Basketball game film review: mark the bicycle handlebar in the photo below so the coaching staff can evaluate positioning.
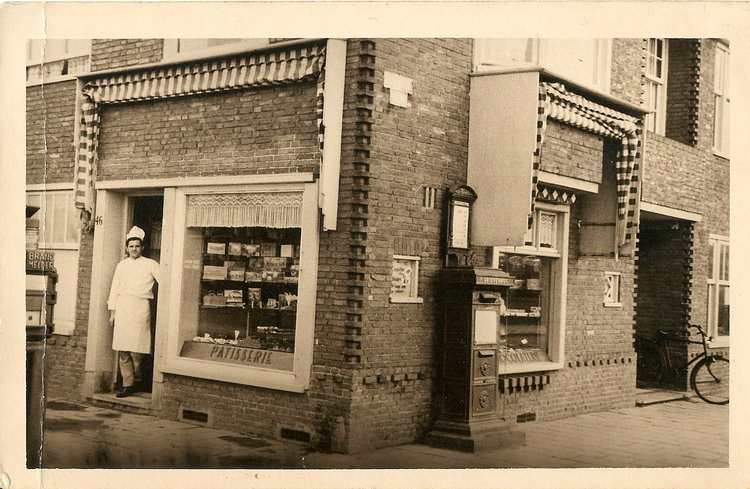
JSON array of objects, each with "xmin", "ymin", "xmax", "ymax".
[{"xmin": 688, "ymin": 324, "xmax": 712, "ymax": 342}]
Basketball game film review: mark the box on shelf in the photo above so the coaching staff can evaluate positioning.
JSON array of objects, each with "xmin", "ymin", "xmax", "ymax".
[
  {"xmin": 228, "ymin": 242, "xmax": 243, "ymax": 256},
  {"xmin": 207, "ymin": 242, "xmax": 226, "ymax": 255},
  {"xmin": 242, "ymin": 244, "xmax": 261, "ymax": 257},
  {"xmin": 203, "ymin": 265, "xmax": 228, "ymax": 280},
  {"xmin": 203, "ymin": 293, "xmax": 227, "ymax": 307},
  {"xmin": 261, "ymin": 243, "xmax": 277, "ymax": 257}
]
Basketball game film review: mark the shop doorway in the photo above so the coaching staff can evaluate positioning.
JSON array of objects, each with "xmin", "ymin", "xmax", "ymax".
[{"xmin": 112, "ymin": 195, "xmax": 164, "ymax": 396}]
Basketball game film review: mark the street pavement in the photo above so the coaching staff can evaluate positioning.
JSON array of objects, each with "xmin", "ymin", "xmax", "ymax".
[{"xmin": 39, "ymin": 389, "xmax": 728, "ymax": 470}]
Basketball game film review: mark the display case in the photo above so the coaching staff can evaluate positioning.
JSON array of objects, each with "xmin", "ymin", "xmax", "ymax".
[{"xmin": 179, "ymin": 227, "xmax": 300, "ymax": 368}]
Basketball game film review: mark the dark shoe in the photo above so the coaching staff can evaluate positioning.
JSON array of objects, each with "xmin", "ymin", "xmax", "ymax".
[{"xmin": 116, "ymin": 386, "xmax": 136, "ymax": 398}]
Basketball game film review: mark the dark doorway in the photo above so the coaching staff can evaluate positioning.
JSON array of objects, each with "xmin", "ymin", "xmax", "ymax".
[{"xmin": 114, "ymin": 195, "xmax": 164, "ymax": 395}]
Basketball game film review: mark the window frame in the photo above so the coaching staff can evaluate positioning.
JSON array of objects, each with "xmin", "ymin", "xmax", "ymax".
[
  {"xmin": 162, "ymin": 39, "xmax": 277, "ymax": 62},
  {"xmin": 390, "ymin": 255, "xmax": 424, "ymax": 304},
  {"xmin": 474, "ymin": 38, "xmax": 612, "ymax": 93},
  {"xmin": 25, "ymin": 188, "xmax": 81, "ymax": 250},
  {"xmin": 713, "ymin": 41, "xmax": 730, "ymax": 158},
  {"xmin": 490, "ymin": 202, "xmax": 570, "ymax": 374},
  {"xmin": 162, "ymin": 181, "xmax": 319, "ymax": 393},
  {"xmin": 707, "ymin": 234, "xmax": 729, "ymax": 348},
  {"xmin": 645, "ymin": 38, "xmax": 668, "ymax": 135},
  {"xmin": 603, "ymin": 271, "xmax": 622, "ymax": 307}
]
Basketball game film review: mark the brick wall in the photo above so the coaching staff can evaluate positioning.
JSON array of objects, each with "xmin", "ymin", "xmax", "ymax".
[
  {"xmin": 540, "ymin": 121, "xmax": 604, "ymax": 184},
  {"xmin": 642, "ymin": 134, "xmax": 705, "ymax": 212},
  {"xmin": 37, "ymin": 78, "xmax": 91, "ymax": 395},
  {"xmin": 97, "ymin": 83, "xmax": 320, "ymax": 180},
  {"xmin": 90, "ymin": 39, "xmax": 163, "ymax": 72},
  {"xmin": 610, "ymin": 39, "xmax": 645, "ymax": 106},
  {"xmin": 343, "ymin": 38, "xmax": 473, "ymax": 453},
  {"xmin": 636, "ymin": 225, "xmax": 687, "ymax": 337},
  {"xmin": 665, "ymin": 39, "xmax": 701, "ymax": 146},
  {"xmin": 26, "ymin": 81, "xmax": 77, "ymax": 185},
  {"xmin": 634, "ymin": 38, "xmax": 730, "ymax": 383},
  {"xmin": 697, "ymin": 39, "xmax": 717, "ymax": 153},
  {"xmin": 45, "ymin": 230, "xmax": 92, "ymax": 400},
  {"xmin": 499, "ymin": 203, "xmax": 637, "ymax": 422}
]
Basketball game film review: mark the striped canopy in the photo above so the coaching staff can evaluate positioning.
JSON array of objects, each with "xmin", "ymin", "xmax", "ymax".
[
  {"xmin": 75, "ymin": 43, "xmax": 326, "ymax": 230},
  {"xmin": 532, "ymin": 82, "xmax": 643, "ymax": 248}
]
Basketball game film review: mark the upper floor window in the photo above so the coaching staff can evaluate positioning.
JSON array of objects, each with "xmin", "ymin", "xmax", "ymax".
[
  {"xmin": 645, "ymin": 38, "xmax": 668, "ymax": 135},
  {"xmin": 474, "ymin": 38, "xmax": 612, "ymax": 93},
  {"xmin": 163, "ymin": 38, "xmax": 291, "ymax": 61},
  {"xmin": 26, "ymin": 190, "xmax": 80, "ymax": 249},
  {"xmin": 713, "ymin": 42, "xmax": 730, "ymax": 157},
  {"xmin": 707, "ymin": 235, "xmax": 729, "ymax": 348},
  {"xmin": 26, "ymin": 39, "xmax": 91, "ymax": 84}
]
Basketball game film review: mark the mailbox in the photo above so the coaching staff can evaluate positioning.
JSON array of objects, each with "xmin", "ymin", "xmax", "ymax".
[{"xmin": 425, "ymin": 267, "xmax": 525, "ymax": 452}]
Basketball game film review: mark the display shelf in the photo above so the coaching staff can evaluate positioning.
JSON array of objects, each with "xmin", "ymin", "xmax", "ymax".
[
  {"xmin": 195, "ymin": 227, "xmax": 301, "ymax": 355},
  {"xmin": 501, "ymin": 311, "xmax": 542, "ymax": 318},
  {"xmin": 200, "ymin": 304, "xmax": 246, "ymax": 309}
]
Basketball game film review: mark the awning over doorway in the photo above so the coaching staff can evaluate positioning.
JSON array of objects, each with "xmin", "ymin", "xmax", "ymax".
[
  {"xmin": 74, "ymin": 43, "xmax": 326, "ymax": 230},
  {"xmin": 532, "ymin": 82, "xmax": 643, "ymax": 248}
]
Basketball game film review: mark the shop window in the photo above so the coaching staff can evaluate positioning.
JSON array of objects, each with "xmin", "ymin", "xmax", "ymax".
[
  {"xmin": 645, "ymin": 38, "xmax": 668, "ymax": 135},
  {"xmin": 707, "ymin": 235, "xmax": 729, "ymax": 347},
  {"xmin": 713, "ymin": 42, "xmax": 730, "ymax": 157},
  {"xmin": 25, "ymin": 190, "xmax": 80, "ymax": 249},
  {"xmin": 491, "ymin": 202, "xmax": 569, "ymax": 374},
  {"xmin": 26, "ymin": 39, "xmax": 90, "ymax": 84},
  {"xmin": 166, "ymin": 186, "xmax": 318, "ymax": 392},
  {"xmin": 179, "ymin": 226, "xmax": 301, "ymax": 369},
  {"xmin": 603, "ymin": 272, "xmax": 622, "ymax": 307},
  {"xmin": 474, "ymin": 38, "xmax": 612, "ymax": 93},
  {"xmin": 390, "ymin": 255, "xmax": 423, "ymax": 304}
]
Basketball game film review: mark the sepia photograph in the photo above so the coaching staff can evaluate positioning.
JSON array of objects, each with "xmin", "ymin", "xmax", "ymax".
[{"xmin": 2, "ymin": 2, "xmax": 749, "ymax": 489}]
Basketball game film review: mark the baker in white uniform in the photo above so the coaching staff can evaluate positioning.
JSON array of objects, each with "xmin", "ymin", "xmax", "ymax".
[{"xmin": 108, "ymin": 226, "xmax": 161, "ymax": 398}]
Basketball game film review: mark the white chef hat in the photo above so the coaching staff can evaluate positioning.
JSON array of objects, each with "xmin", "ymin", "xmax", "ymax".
[{"xmin": 126, "ymin": 226, "xmax": 146, "ymax": 244}]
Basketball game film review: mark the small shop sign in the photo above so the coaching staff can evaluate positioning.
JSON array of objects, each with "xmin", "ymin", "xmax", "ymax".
[
  {"xmin": 498, "ymin": 349, "xmax": 549, "ymax": 364},
  {"xmin": 26, "ymin": 250, "xmax": 55, "ymax": 272},
  {"xmin": 180, "ymin": 341, "xmax": 294, "ymax": 371}
]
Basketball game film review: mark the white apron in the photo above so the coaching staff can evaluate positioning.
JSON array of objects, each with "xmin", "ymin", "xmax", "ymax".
[{"xmin": 113, "ymin": 295, "xmax": 152, "ymax": 354}]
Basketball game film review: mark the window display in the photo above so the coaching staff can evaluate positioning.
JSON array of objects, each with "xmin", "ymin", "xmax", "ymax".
[
  {"xmin": 178, "ymin": 226, "xmax": 301, "ymax": 371},
  {"xmin": 496, "ymin": 253, "xmax": 552, "ymax": 366}
]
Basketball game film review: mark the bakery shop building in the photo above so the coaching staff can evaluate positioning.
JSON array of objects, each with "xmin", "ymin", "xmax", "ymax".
[{"xmin": 27, "ymin": 38, "xmax": 729, "ymax": 453}]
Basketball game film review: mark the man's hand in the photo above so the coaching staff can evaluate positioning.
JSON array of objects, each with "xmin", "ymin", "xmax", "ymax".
[{"xmin": 109, "ymin": 311, "xmax": 115, "ymax": 326}]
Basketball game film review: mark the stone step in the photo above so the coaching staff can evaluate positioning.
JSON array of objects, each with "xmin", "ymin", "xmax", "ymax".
[
  {"xmin": 635, "ymin": 388, "xmax": 690, "ymax": 407},
  {"xmin": 90, "ymin": 392, "xmax": 154, "ymax": 415}
]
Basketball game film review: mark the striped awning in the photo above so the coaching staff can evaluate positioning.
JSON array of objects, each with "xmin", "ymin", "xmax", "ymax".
[
  {"xmin": 532, "ymin": 82, "xmax": 643, "ymax": 248},
  {"xmin": 75, "ymin": 43, "xmax": 326, "ymax": 230}
]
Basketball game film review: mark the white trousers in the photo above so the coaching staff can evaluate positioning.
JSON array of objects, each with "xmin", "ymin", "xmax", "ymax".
[{"xmin": 119, "ymin": 351, "xmax": 145, "ymax": 388}]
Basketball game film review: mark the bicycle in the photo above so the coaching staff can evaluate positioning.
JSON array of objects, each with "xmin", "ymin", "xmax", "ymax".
[{"xmin": 635, "ymin": 324, "xmax": 729, "ymax": 405}]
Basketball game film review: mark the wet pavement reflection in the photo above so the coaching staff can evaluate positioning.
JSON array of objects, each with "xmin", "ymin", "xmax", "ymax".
[{"xmin": 41, "ymin": 395, "xmax": 729, "ymax": 469}]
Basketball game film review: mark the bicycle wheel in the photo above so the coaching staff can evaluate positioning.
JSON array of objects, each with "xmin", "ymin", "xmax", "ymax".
[
  {"xmin": 690, "ymin": 356, "xmax": 729, "ymax": 405},
  {"xmin": 636, "ymin": 340, "xmax": 666, "ymax": 386}
]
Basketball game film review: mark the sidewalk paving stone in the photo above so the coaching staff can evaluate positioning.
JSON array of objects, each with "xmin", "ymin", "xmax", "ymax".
[{"xmin": 40, "ymin": 393, "xmax": 729, "ymax": 470}]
